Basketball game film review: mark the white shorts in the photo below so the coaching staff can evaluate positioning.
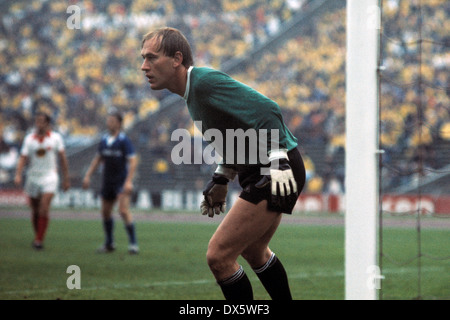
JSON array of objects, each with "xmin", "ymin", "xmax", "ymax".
[{"xmin": 25, "ymin": 172, "xmax": 59, "ymax": 198}]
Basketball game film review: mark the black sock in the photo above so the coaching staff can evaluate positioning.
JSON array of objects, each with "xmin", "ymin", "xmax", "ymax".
[
  {"xmin": 124, "ymin": 222, "xmax": 137, "ymax": 245},
  {"xmin": 103, "ymin": 218, "xmax": 114, "ymax": 246},
  {"xmin": 254, "ymin": 253, "xmax": 292, "ymax": 300},
  {"xmin": 218, "ymin": 266, "xmax": 253, "ymax": 300}
]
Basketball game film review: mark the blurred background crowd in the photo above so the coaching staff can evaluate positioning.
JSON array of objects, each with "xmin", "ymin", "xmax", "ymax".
[{"xmin": 0, "ymin": 0, "xmax": 448, "ymax": 194}]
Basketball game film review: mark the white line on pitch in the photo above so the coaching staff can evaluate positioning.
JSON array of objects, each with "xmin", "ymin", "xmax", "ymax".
[{"xmin": 0, "ymin": 266, "xmax": 444, "ymax": 296}]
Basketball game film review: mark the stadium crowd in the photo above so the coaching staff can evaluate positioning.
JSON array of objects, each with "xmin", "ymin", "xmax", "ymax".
[
  {"xmin": 0, "ymin": 0, "xmax": 448, "ymax": 192},
  {"xmin": 0, "ymin": 0, "xmax": 307, "ymax": 143},
  {"xmin": 378, "ymin": 0, "xmax": 449, "ymax": 188}
]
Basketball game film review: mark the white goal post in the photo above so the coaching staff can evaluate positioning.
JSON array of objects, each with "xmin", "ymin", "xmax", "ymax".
[{"xmin": 345, "ymin": 0, "xmax": 381, "ymax": 300}]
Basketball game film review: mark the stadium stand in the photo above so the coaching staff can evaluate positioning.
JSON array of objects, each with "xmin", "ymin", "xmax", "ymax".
[{"xmin": 0, "ymin": 0, "xmax": 448, "ymax": 199}]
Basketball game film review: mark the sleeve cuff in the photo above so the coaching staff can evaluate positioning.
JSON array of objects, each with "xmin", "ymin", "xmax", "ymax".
[
  {"xmin": 215, "ymin": 164, "xmax": 237, "ymax": 181},
  {"xmin": 268, "ymin": 149, "xmax": 289, "ymax": 161}
]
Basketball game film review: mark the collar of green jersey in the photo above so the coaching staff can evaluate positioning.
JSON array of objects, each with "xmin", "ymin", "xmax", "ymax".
[{"xmin": 183, "ymin": 66, "xmax": 194, "ymax": 101}]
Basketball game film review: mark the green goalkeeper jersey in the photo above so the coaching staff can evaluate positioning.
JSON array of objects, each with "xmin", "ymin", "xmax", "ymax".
[{"xmin": 184, "ymin": 66, "xmax": 298, "ymax": 167}]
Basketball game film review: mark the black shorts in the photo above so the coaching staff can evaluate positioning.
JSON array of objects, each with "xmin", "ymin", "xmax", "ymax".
[
  {"xmin": 101, "ymin": 181, "xmax": 124, "ymax": 201},
  {"xmin": 238, "ymin": 148, "xmax": 306, "ymax": 214}
]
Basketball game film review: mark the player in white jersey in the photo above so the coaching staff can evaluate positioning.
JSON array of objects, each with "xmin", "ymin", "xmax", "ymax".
[{"xmin": 14, "ymin": 112, "xmax": 70, "ymax": 250}]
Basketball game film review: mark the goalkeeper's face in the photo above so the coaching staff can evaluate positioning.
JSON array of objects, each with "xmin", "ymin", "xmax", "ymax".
[{"xmin": 141, "ymin": 38, "xmax": 176, "ymax": 91}]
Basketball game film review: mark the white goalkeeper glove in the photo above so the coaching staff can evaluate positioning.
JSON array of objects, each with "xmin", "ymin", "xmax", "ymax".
[{"xmin": 255, "ymin": 149, "xmax": 298, "ymax": 212}]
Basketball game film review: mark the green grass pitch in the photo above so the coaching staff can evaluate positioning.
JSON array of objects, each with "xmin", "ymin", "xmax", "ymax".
[{"xmin": 0, "ymin": 215, "xmax": 448, "ymax": 300}]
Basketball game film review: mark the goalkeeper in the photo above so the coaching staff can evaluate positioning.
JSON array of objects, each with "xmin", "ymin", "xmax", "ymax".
[{"xmin": 141, "ymin": 27, "xmax": 305, "ymax": 300}]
